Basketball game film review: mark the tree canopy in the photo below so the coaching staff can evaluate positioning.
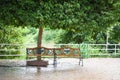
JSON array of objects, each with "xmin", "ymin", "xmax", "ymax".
[
  {"xmin": 0, "ymin": 0, "xmax": 120, "ymax": 44},
  {"xmin": 0, "ymin": 0, "xmax": 120, "ymax": 30}
]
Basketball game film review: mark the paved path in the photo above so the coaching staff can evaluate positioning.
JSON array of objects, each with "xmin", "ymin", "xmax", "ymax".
[{"xmin": 0, "ymin": 58, "xmax": 120, "ymax": 80}]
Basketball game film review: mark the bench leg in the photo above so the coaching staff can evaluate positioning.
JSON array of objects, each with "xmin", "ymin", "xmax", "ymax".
[
  {"xmin": 79, "ymin": 56, "xmax": 83, "ymax": 66},
  {"xmin": 53, "ymin": 49, "xmax": 57, "ymax": 67}
]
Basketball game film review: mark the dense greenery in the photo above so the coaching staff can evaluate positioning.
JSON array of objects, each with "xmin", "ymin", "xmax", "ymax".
[
  {"xmin": 0, "ymin": 27, "xmax": 120, "ymax": 59},
  {"xmin": 0, "ymin": 0, "xmax": 120, "ymax": 59},
  {"xmin": 53, "ymin": 25, "xmax": 120, "ymax": 44},
  {"xmin": 0, "ymin": 0, "xmax": 120, "ymax": 44},
  {"xmin": 109, "ymin": 25, "xmax": 120, "ymax": 43},
  {"xmin": 0, "ymin": 0, "xmax": 120, "ymax": 30},
  {"xmin": 0, "ymin": 26, "xmax": 22, "ymax": 43},
  {"xmin": 0, "ymin": 27, "xmax": 37, "ymax": 59}
]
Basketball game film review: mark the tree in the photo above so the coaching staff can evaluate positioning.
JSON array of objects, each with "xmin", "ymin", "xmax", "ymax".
[
  {"xmin": 0, "ymin": 0, "xmax": 120, "ymax": 60},
  {"xmin": 1, "ymin": 0, "xmax": 120, "ymax": 31},
  {"xmin": 109, "ymin": 25, "xmax": 120, "ymax": 43},
  {"xmin": 0, "ymin": 26, "xmax": 23, "ymax": 43}
]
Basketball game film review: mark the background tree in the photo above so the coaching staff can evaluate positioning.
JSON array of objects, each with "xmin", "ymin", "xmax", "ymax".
[
  {"xmin": 0, "ymin": 26, "xmax": 23, "ymax": 43},
  {"xmin": 109, "ymin": 25, "xmax": 120, "ymax": 44},
  {"xmin": 0, "ymin": 0, "xmax": 120, "ymax": 58}
]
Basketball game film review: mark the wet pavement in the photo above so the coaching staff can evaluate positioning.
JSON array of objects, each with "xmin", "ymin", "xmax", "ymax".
[{"xmin": 0, "ymin": 58, "xmax": 120, "ymax": 80}]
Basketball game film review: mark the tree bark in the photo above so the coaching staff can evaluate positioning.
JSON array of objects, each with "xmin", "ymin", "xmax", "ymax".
[{"xmin": 37, "ymin": 27, "xmax": 43, "ymax": 61}]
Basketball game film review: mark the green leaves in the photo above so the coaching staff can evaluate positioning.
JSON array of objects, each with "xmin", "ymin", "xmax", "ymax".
[
  {"xmin": 0, "ymin": 0, "xmax": 120, "ymax": 42},
  {"xmin": 0, "ymin": 0, "xmax": 120, "ymax": 28},
  {"xmin": 0, "ymin": 0, "xmax": 38, "ymax": 26},
  {"xmin": 0, "ymin": 26, "xmax": 23, "ymax": 43}
]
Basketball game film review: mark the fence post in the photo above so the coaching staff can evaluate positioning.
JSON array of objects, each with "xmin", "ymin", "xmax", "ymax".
[{"xmin": 115, "ymin": 44, "xmax": 117, "ymax": 55}]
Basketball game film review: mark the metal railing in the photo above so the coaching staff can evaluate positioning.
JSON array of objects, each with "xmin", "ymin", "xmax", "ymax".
[
  {"xmin": 0, "ymin": 43, "xmax": 120, "ymax": 59},
  {"xmin": 79, "ymin": 44, "xmax": 120, "ymax": 58},
  {"xmin": 0, "ymin": 43, "xmax": 37, "ymax": 59}
]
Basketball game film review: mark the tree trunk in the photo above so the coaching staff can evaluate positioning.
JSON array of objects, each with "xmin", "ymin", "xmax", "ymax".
[{"xmin": 37, "ymin": 27, "xmax": 43, "ymax": 61}]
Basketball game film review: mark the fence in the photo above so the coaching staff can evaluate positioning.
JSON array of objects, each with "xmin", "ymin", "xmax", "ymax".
[
  {"xmin": 0, "ymin": 43, "xmax": 120, "ymax": 59},
  {"xmin": 0, "ymin": 44, "xmax": 37, "ymax": 59}
]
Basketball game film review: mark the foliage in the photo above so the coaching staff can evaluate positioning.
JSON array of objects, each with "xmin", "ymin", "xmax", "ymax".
[
  {"xmin": 0, "ymin": 0, "xmax": 120, "ymax": 31},
  {"xmin": 0, "ymin": 26, "xmax": 23, "ymax": 43},
  {"xmin": 109, "ymin": 25, "xmax": 120, "ymax": 44},
  {"xmin": 0, "ymin": 0, "xmax": 120, "ymax": 59},
  {"xmin": 1, "ymin": 0, "xmax": 120, "ymax": 44},
  {"xmin": 21, "ymin": 27, "xmax": 37, "ymax": 43},
  {"xmin": 55, "ymin": 30, "xmax": 83, "ymax": 43},
  {"xmin": 33, "ymin": 28, "xmax": 64, "ymax": 44},
  {"xmin": 0, "ymin": 26, "xmax": 37, "ymax": 59},
  {"xmin": 0, "ymin": 0, "xmax": 39, "ymax": 27},
  {"xmin": 0, "ymin": 26, "xmax": 21, "ymax": 59}
]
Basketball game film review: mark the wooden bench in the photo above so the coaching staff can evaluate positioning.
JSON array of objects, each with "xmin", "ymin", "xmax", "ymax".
[{"xmin": 26, "ymin": 47, "xmax": 83, "ymax": 66}]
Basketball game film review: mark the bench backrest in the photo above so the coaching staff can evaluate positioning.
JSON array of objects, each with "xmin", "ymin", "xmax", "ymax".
[{"xmin": 26, "ymin": 47, "xmax": 81, "ymax": 57}]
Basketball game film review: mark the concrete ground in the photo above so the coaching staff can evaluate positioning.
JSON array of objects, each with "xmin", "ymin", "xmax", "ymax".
[{"xmin": 0, "ymin": 58, "xmax": 120, "ymax": 80}]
